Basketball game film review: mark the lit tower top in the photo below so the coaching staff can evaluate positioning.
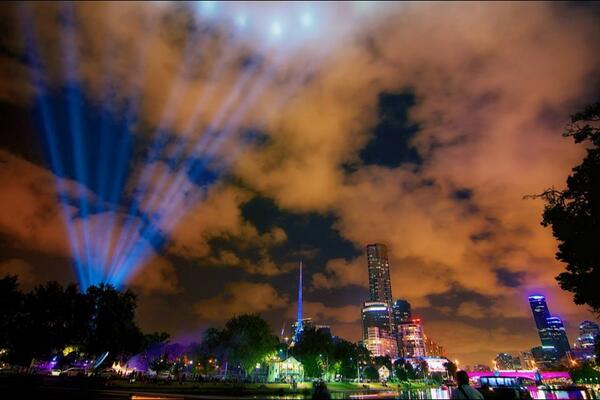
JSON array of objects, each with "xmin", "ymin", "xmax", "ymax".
[
  {"xmin": 366, "ymin": 244, "xmax": 393, "ymax": 305},
  {"xmin": 293, "ymin": 261, "xmax": 303, "ymax": 343}
]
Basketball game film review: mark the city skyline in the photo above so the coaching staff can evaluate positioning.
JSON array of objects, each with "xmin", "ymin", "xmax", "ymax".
[{"xmin": 0, "ymin": 1, "xmax": 599, "ymax": 368}]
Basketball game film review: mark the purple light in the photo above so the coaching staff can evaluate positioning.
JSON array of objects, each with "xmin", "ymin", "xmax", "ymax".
[{"xmin": 468, "ymin": 370, "xmax": 571, "ymax": 380}]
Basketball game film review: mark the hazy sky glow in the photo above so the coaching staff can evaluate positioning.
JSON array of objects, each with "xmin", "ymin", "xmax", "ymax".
[{"xmin": 0, "ymin": 1, "xmax": 599, "ymax": 366}]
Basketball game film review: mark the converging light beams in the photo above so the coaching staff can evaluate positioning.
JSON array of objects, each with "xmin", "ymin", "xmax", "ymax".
[
  {"xmin": 21, "ymin": 2, "xmax": 331, "ymax": 290},
  {"xmin": 19, "ymin": 5, "xmax": 86, "ymax": 286}
]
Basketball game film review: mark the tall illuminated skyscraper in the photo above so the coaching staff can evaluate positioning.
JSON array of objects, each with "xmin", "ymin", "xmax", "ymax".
[
  {"xmin": 528, "ymin": 295, "xmax": 570, "ymax": 360},
  {"xmin": 367, "ymin": 244, "xmax": 393, "ymax": 305}
]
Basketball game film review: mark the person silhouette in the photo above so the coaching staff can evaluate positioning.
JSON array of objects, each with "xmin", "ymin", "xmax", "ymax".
[{"xmin": 450, "ymin": 370, "xmax": 484, "ymax": 399}]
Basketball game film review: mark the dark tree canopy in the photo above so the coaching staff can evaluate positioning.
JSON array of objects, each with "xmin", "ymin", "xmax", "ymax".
[
  {"xmin": 198, "ymin": 314, "xmax": 279, "ymax": 375},
  {"xmin": 84, "ymin": 284, "xmax": 144, "ymax": 357},
  {"xmin": 222, "ymin": 314, "xmax": 279, "ymax": 374},
  {"xmin": 290, "ymin": 327, "xmax": 334, "ymax": 378},
  {"xmin": 538, "ymin": 102, "xmax": 600, "ymax": 314},
  {"xmin": 0, "ymin": 277, "xmax": 150, "ymax": 365}
]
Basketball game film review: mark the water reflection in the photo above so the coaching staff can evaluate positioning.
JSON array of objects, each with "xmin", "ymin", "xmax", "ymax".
[{"xmin": 325, "ymin": 387, "xmax": 595, "ymax": 399}]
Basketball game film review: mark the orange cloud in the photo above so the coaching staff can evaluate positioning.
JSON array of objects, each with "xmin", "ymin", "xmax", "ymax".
[{"xmin": 194, "ymin": 281, "xmax": 289, "ymax": 321}]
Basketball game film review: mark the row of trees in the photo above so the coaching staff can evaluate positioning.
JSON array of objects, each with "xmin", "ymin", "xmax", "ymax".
[
  {"xmin": 195, "ymin": 315, "xmax": 457, "ymax": 382},
  {"xmin": 0, "ymin": 276, "xmax": 167, "ymax": 365}
]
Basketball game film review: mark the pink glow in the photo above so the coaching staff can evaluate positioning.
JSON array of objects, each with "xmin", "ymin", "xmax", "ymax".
[{"xmin": 468, "ymin": 370, "xmax": 570, "ymax": 381}]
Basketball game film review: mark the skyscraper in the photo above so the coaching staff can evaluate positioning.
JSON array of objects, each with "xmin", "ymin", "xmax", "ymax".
[
  {"xmin": 573, "ymin": 320, "xmax": 599, "ymax": 361},
  {"xmin": 366, "ymin": 244, "xmax": 393, "ymax": 305},
  {"xmin": 398, "ymin": 319, "xmax": 426, "ymax": 358},
  {"xmin": 362, "ymin": 301, "xmax": 392, "ymax": 336},
  {"xmin": 545, "ymin": 317, "xmax": 570, "ymax": 357},
  {"xmin": 392, "ymin": 299, "xmax": 412, "ymax": 328},
  {"xmin": 528, "ymin": 295, "xmax": 570, "ymax": 360},
  {"xmin": 494, "ymin": 353, "xmax": 515, "ymax": 370},
  {"xmin": 529, "ymin": 295, "xmax": 551, "ymax": 334}
]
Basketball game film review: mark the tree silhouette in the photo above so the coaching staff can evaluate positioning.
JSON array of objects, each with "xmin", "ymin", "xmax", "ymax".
[
  {"xmin": 290, "ymin": 327, "xmax": 333, "ymax": 378},
  {"xmin": 536, "ymin": 102, "xmax": 600, "ymax": 315},
  {"xmin": 221, "ymin": 314, "xmax": 279, "ymax": 375},
  {"xmin": 84, "ymin": 284, "xmax": 143, "ymax": 359}
]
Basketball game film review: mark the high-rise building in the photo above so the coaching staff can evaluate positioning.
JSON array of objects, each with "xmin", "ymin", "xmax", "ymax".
[
  {"xmin": 528, "ymin": 295, "xmax": 570, "ymax": 360},
  {"xmin": 398, "ymin": 319, "xmax": 426, "ymax": 358},
  {"xmin": 362, "ymin": 302, "xmax": 392, "ymax": 337},
  {"xmin": 366, "ymin": 244, "xmax": 393, "ymax": 305},
  {"xmin": 572, "ymin": 320, "xmax": 600, "ymax": 361},
  {"xmin": 494, "ymin": 353, "xmax": 515, "ymax": 370},
  {"xmin": 392, "ymin": 299, "xmax": 412, "ymax": 328},
  {"xmin": 545, "ymin": 317, "xmax": 571, "ymax": 358},
  {"xmin": 364, "ymin": 327, "xmax": 398, "ymax": 359},
  {"xmin": 531, "ymin": 345, "xmax": 559, "ymax": 371},
  {"xmin": 519, "ymin": 351, "xmax": 536, "ymax": 370},
  {"xmin": 424, "ymin": 335, "xmax": 445, "ymax": 357}
]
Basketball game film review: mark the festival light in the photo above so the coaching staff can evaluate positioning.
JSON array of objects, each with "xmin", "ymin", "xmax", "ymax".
[{"xmin": 20, "ymin": 1, "xmax": 377, "ymax": 290}]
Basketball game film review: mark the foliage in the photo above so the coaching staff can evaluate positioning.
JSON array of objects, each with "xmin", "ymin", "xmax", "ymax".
[
  {"xmin": 415, "ymin": 359, "xmax": 429, "ymax": 379},
  {"xmin": 570, "ymin": 361, "xmax": 600, "ymax": 384},
  {"xmin": 149, "ymin": 353, "xmax": 173, "ymax": 373},
  {"xmin": 84, "ymin": 284, "xmax": 144, "ymax": 358},
  {"xmin": 536, "ymin": 102, "xmax": 600, "ymax": 314},
  {"xmin": 0, "ymin": 276, "xmax": 149, "ymax": 365},
  {"xmin": 394, "ymin": 358, "xmax": 417, "ymax": 381},
  {"xmin": 198, "ymin": 314, "xmax": 279, "ymax": 375},
  {"xmin": 331, "ymin": 339, "xmax": 357, "ymax": 379},
  {"xmin": 143, "ymin": 332, "xmax": 170, "ymax": 349},
  {"xmin": 222, "ymin": 314, "xmax": 279, "ymax": 374},
  {"xmin": 290, "ymin": 327, "xmax": 334, "ymax": 378},
  {"xmin": 362, "ymin": 365, "xmax": 379, "ymax": 381}
]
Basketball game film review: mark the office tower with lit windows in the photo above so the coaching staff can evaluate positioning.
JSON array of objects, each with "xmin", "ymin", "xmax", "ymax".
[
  {"xmin": 424, "ymin": 335, "xmax": 445, "ymax": 357},
  {"xmin": 519, "ymin": 351, "xmax": 536, "ymax": 370},
  {"xmin": 364, "ymin": 327, "xmax": 398, "ymax": 359},
  {"xmin": 367, "ymin": 244, "xmax": 393, "ymax": 305},
  {"xmin": 494, "ymin": 353, "xmax": 515, "ymax": 370},
  {"xmin": 528, "ymin": 295, "xmax": 571, "ymax": 361},
  {"xmin": 362, "ymin": 301, "xmax": 392, "ymax": 336},
  {"xmin": 573, "ymin": 320, "xmax": 600, "ymax": 361},
  {"xmin": 392, "ymin": 299, "xmax": 412, "ymax": 328},
  {"xmin": 545, "ymin": 316, "xmax": 570, "ymax": 357},
  {"xmin": 398, "ymin": 319, "xmax": 426, "ymax": 357}
]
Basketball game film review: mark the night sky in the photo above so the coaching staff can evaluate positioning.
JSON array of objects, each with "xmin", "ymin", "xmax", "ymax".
[{"xmin": 1, "ymin": 2, "xmax": 599, "ymax": 367}]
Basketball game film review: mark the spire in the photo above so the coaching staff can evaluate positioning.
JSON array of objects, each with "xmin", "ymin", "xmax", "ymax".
[{"xmin": 294, "ymin": 261, "xmax": 303, "ymax": 342}]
